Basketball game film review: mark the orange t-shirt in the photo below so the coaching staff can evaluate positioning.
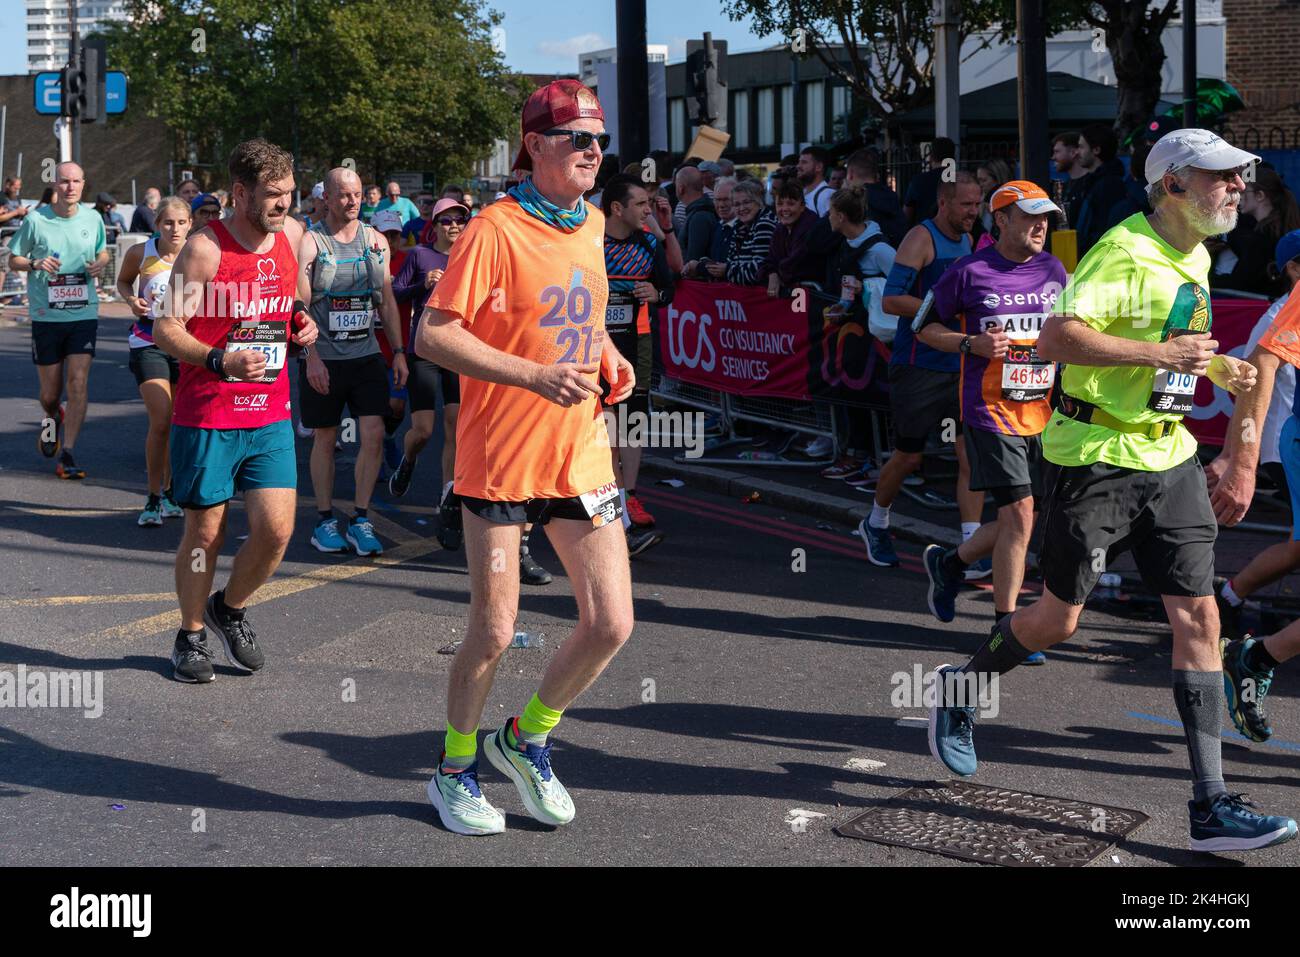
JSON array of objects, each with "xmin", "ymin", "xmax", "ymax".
[{"xmin": 429, "ymin": 196, "xmax": 614, "ymax": 501}]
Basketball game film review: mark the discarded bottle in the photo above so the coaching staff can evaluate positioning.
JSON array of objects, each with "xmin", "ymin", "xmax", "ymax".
[
  {"xmin": 1098, "ymin": 573, "xmax": 1122, "ymax": 588},
  {"xmin": 511, "ymin": 631, "xmax": 543, "ymax": 649}
]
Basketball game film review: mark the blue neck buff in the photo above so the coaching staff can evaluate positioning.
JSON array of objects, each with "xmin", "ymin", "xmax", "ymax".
[{"xmin": 508, "ymin": 176, "xmax": 588, "ymax": 233}]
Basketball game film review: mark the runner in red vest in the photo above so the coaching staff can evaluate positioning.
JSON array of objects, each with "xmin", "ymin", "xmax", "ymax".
[{"xmin": 154, "ymin": 139, "xmax": 317, "ymax": 683}]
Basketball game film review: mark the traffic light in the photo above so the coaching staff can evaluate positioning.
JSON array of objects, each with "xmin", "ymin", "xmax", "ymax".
[
  {"xmin": 60, "ymin": 64, "xmax": 86, "ymax": 119},
  {"xmin": 684, "ymin": 36, "xmax": 727, "ymax": 131},
  {"xmin": 82, "ymin": 37, "xmax": 105, "ymax": 123},
  {"xmin": 58, "ymin": 36, "xmax": 105, "ymax": 122}
]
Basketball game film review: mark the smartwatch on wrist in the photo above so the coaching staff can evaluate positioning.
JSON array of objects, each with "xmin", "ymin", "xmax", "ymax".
[{"xmin": 959, "ymin": 336, "xmax": 972, "ymax": 355}]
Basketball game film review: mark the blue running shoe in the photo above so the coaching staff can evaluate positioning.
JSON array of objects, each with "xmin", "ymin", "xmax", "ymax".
[
  {"xmin": 1189, "ymin": 793, "xmax": 1297, "ymax": 852},
  {"xmin": 1023, "ymin": 651, "xmax": 1047, "ymax": 665},
  {"xmin": 928, "ymin": 664, "xmax": 978, "ymax": 777},
  {"xmin": 346, "ymin": 517, "xmax": 383, "ymax": 556},
  {"xmin": 963, "ymin": 557, "xmax": 993, "ymax": 581},
  {"xmin": 1222, "ymin": 635, "xmax": 1273, "ymax": 742},
  {"xmin": 311, "ymin": 517, "xmax": 347, "ymax": 553},
  {"xmin": 924, "ymin": 544, "xmax": 962, "ymax": 623},
  {"xmin": 857, "ymin": 518, "xmax": 899, "ymax": 567}
]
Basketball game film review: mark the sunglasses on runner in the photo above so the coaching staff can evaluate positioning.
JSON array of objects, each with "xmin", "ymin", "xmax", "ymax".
[
  {"xmin": 1191, "ymin": 166, "xmax": 1248, "ymax": 184},
  {"xmin": 435, "ymin": 215, "xmax": 468, "ymax": 226},
  {"xmin": 540, "ymin": 128, "xmax": 611, "ymax": 152}
]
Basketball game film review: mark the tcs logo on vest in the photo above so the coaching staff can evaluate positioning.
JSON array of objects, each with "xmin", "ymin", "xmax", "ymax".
[{"xmin": 665, "ymin": 303, "xmax": 718, "ymax": 371}]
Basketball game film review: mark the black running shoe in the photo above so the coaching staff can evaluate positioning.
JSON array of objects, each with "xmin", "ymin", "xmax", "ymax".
[
  {"xmin": 171, "ymin": 629, "xmax": 215, "ymax": 683},
  {"xmin": 520, "ymin": 549, "xmax": 552, "ymax": 585},
  {"xmin": 388, "ymin": 454, "xmax": 416, "ymax": 498},
  {"xmin": 37, "ymin": 404, "xmax": 62, "ymax": 458},
  {"xmin": 627, "ymin": 528, "xmax": 663, "ymax": 558},
  {"xmin": 203, "ymin": 591, "xmax": 265, "ymax": 672},
  {"xmin": 1222, "ymin": 635, "xmax": 1274, "ymax": 742},
  {"xmin": 437, "ymin": 490, "xmax": 463, "ymax": 551}
]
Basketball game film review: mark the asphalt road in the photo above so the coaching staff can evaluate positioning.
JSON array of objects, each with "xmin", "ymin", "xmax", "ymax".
[{"xmin": 2, "ymin": 312, "xmax": 1299, "ymax": 867}]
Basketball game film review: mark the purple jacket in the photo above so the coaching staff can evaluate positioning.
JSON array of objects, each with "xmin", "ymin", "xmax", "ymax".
[
  {"xmin": 393, "ymin": 245, "xmax": 450, "ymax": 344},
  {"xmin": 761, "ymin": 208, "xmax": 821, "ymax": 286}
]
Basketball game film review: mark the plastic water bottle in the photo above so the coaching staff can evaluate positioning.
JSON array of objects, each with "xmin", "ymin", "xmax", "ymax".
[
  {"xmin": 511, "ymin": 631, "xmax": 542, "ymax": 649},
  {"xmin": 1098, "ymin": 573, "xmax": 1121, "ymax": 588}
]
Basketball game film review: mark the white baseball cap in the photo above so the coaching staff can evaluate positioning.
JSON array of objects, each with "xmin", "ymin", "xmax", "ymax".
[
  {"xmin": 1145, "ymin": 128, "xmax": 1260, "ymax": 185},
  {"xmin": 371, "ymin": 209, "xmax": 403, "ymax": 233}
]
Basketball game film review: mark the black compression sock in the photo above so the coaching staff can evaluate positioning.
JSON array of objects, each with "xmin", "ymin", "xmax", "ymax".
[
  {"xmin": 942, "ymin": 546, "xmax": 968, "ymax": 577},
  {"xmin": 319, "ymin": 510, "xmax": 333, "ymax": 523},
  {"xmin": 963, "ymin": 614, "xmax": 1033, "ymax": 677}
]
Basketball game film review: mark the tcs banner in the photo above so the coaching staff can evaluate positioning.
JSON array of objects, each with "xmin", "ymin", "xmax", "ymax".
[{"xmin": 659, "ymin": 280, "xmax": 887, "ymax": 404}]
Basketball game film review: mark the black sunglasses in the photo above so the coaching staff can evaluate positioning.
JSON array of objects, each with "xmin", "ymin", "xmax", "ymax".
[
  {"xmin": 541, "ymin": 128, "xmax": 611, "ymax": 152},
  {"xmin": 435, "ymin": 215, "xmax": 468, "ymax": 226}
]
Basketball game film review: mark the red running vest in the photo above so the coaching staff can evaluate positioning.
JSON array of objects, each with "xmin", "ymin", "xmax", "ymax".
[{"xmin": 171, "ymin": 220, "xmax": 299, "ymax": 429}]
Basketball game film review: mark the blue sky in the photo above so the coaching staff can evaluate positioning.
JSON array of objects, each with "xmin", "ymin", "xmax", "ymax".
[{"xmin": 0, "ymin": 0, "xmax": 782, "ymax": 77}]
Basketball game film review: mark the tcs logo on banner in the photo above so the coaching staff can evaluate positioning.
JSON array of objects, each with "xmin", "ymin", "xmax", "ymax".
[{"xmin": 665, "ymin": 303, "xmax": 717, "ymax": 371}]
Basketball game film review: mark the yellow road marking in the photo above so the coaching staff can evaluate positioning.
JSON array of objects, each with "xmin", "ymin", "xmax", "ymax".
[
  {"xmin": 0, "ymin": 592, "xmax": 175, "ymax": 608},
  {"xmin": 88, "ymin": 534, "xmax": 443, "ymax": 641}
]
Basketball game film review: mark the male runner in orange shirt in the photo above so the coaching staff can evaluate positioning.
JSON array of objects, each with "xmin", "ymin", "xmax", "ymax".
[{"xmin": 417, "ymin": 80, "xmax": 635, "ymax": 835}]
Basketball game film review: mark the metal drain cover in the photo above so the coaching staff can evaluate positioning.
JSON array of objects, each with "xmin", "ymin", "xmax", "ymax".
[{"xmin": 836, "ymin": 781, "xmax": 1148, "ymax": 866}]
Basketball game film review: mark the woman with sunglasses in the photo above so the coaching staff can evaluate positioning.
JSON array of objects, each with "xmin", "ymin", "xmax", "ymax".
[{"xmin": 390, "ymin": 198, "xmax": 469, "ymax": 544}]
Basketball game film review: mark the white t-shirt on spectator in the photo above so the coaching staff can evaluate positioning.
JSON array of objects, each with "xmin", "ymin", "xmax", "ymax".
[{"xmin": 805, "ymin": 182, "xmax": 833, "ymax": 217}]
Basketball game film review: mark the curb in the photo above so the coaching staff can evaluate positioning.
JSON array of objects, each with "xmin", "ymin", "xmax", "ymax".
[{"xmin": 641, "ymin": 455, "xmax": 962, "ymax": 549}]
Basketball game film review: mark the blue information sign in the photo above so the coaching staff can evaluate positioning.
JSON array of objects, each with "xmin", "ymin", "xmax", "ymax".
[{"xmin": 34, "ymin": 71, "xmax": 127, "ymax": 116}]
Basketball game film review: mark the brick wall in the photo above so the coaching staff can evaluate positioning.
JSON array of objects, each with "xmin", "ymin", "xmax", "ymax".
[
  {"xmin": 0, "ymin": 75, "xmax": 173, "ymax": 202},
  {"xmin": 1224, "ymin": 0, "xmax": 1300, "ymax": 136}
]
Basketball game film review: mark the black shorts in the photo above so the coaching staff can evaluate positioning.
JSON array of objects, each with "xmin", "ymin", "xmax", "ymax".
[
  {"xmin": 408, "ymin": 354, "xmax": 459, "ymax": 412},
  {"xmin": 31, "ymin": 319, "xmax": 97, "ymax": 366},
  {"xmin": 888, "ymin": 364, "xmax": 960, "ymax": 454},
  {"xmin": 602, "ymin": 331, "xmax": 652, "ymax": 409},
  {"xmin": 964, "ymin": 426, "xmax": 1045, "ymax": 506},
  {"xmin": 297, "ymin": 353, "xmax": 391, "ymax": 428},
  {"xmin": 1039, "ymin": 455, "xmax": 1216, "ymax": 605},
  {"xmin": 461, "ymin": 493, "xmax": 624, "ymax": 527},
  {"xmin": 128, "ymin": 345, "xmax": 179, "ymax": 386}
]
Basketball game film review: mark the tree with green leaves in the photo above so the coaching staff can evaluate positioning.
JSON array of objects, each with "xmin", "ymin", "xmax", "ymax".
[
  {"xmin": 722, "ymin": 0, "xmax": 1183, "ymax": 145},
  {"xmin": 98, "ymin": 0, "xmax": 525, "ymax": 190}
]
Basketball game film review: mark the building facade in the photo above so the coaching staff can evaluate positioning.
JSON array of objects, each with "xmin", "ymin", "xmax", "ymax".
[{"xmin": 25, "ymin": 0, "xmax": 130, "ymax": 73}]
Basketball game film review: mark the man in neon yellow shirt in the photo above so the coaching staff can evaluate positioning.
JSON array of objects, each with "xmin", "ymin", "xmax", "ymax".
[{"xmin": 928, "ymin": 129, "xmax": 1298, "ymax": 852}]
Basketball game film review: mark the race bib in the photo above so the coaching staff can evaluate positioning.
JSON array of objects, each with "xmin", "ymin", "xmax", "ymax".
[
  {"xmin": 225, "ymin": 320, "xmax": 288, "ymax": 384},
  {"xmin": 328, "ymin": 294, "xmax": 373, "ymax": 340},
  {"xmin": 605, "ymin": 290, "xmax": 638, "ymax": 329},
  {"xmin": 578, "ymin": 481, "xmax": 622, "ymax": 528},
  {"xmin": 1148, "ymin": 368, "xmax": 1198, "ymax": 414},
  {"xmin": 48, "ymin": 272, "xmax": 89, "ymax": 310},
  {"xmin": 1000, "ymin": 344, "xmax": 1054, "ymax": 402}
]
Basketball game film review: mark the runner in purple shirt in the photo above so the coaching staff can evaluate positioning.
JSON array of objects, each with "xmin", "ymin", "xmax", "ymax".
[{"xmin": 915, "ymin": 181, "xmax": 1067, "ymax": 645}]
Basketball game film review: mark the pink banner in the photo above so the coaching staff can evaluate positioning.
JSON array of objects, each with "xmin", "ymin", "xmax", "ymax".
[
  {"xmin": 658, "ymin": 280, "xmax": 814, "ymax": 399},
  {"xmin": 1185, "ymin": 298, "xmax": 1273, "ymax": 446}
]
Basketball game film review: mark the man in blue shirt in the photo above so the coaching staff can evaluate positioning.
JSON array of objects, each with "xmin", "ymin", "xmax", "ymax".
[{"xmin": 376, "ymin": 181, "xmax": 420, "ymax": 225}]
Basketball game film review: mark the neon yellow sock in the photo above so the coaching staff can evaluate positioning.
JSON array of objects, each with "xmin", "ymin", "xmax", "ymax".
[
  {"xmin": 516, "ymin": 693, "xmax": 563, "ymax": 744},
  {"xmin": 443, "ymin": 723, "xmax": 478, "ymax": 766}
]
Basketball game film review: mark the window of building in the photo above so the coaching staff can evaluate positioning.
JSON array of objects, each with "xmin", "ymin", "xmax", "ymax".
[
  {"xmin": 670, "ymin": 98, "xmax": 687, "ymax": 154},
  {"xmin": 732, "ymin": 89, "xmax": 750, "ymax": 149},
  {"xmin": 757, "ymin": 87, "xmax": 774, "ymax": 146},
  {"xmin": 832, "ymin": 84, "xmax": 851, "ymax": 121},
  {"xmin": 805, "ymin": 80, "xmax": 825, "ymax": 142},
  {"xmin": 780, "ymin": 85, "xmax": 794, "ymax": 145}
]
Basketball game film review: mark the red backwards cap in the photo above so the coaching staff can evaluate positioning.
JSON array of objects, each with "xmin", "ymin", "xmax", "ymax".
[{"xmin": 511, "ymin": 79, "xmax": 605, "ymax": 174}]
